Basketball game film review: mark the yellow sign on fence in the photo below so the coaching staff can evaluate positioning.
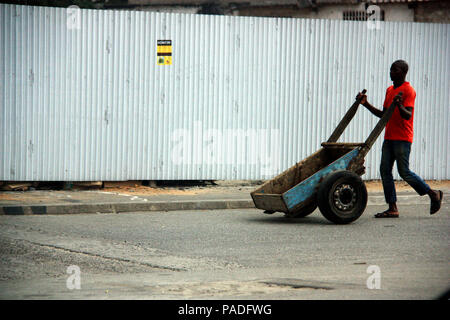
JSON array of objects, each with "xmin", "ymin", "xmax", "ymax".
[{"xmin": 157, "ymin": 40, "xmax": 172, "ymax": 65}]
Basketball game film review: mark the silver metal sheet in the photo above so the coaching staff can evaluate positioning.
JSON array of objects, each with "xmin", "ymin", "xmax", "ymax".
[{"xmin": 1, "ymin": 4, "xmax": 448, "ymax": 180}]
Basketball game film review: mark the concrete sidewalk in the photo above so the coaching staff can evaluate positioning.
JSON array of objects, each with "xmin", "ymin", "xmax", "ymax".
[{"xmin": 0, "ymin": 181, "xmax": 448, "ymax": 215}]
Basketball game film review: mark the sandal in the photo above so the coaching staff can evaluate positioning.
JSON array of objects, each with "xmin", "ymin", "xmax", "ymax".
[
  {"xmin": 430, "ymin": 190, "xmax": 443, "ymax": 215},
  {"xmin": 374, "ymin": 210, "xmax": 399, "ymax": 218}
]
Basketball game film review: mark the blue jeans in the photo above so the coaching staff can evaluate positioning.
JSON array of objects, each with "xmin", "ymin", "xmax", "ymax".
[{"xmin": 380, "ymin": 140, "xmax": 431, "ymax": 204}]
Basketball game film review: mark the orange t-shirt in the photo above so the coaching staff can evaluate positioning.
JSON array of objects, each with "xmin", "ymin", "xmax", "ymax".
[{"xmin": 383, "ymin": 81, "xmax": 416, "ymax": 143}]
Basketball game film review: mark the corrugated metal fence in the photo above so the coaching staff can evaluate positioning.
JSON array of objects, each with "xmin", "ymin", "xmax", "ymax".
[{"xmin": 1, "ymin": 4, "xmax": 449, "ymax": 181}]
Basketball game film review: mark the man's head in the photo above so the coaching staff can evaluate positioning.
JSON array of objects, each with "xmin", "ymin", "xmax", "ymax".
[{"xmin": 390, "ymin": 60, "xmax": 408, "ymax": 83}]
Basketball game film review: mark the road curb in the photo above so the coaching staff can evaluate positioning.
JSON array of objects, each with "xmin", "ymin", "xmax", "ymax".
[
  {"xmin": 0, "ymin": 193, "xmax": 445, "ymax": 215},
  {"xmin": 0, "ymin": 199, "xmax": 255, "ymax": 215}
]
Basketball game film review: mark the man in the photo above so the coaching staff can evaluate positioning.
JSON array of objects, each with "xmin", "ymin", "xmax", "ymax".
[{"xmin": 357, "ymin": 60, "xmax": 443, "ymax": 218}]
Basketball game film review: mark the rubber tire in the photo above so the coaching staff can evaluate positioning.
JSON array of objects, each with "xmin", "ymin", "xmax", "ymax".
[
  {"xmin": 317, "ymin": 170, "xmax": 367, "ymax": 224},
  {"xmin": 284, "ymin": 200, "xmax": 318, "ymax": 219}
]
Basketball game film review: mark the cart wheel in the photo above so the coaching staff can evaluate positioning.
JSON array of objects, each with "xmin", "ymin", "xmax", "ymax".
[
  {"xmin": 317, "ymin": 170, "xmax": 367, "ymax": 224},
  {"xmin": 284, "ymin": 200, "xmax": 317, "ymax": 218}
]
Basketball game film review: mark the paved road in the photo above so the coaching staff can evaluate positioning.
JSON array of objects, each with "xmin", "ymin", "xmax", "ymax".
[{"xmin": 0, "ymin": 202, "xmax": 449, "ymax": 300}]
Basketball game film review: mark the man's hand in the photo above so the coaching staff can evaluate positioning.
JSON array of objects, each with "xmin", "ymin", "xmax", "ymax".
[
  {"xmin": 393, "ymin": 94, "xmax": 403, "ymax": 106},
  {"xmin": 356, "ymin": 92, "xmax": 368, "ymax": 106}
]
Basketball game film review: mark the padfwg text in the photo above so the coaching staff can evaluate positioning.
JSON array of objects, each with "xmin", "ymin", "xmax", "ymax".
[{"xmin": 222, "ymin": 304, "xmax": 272, "ymax": 315}]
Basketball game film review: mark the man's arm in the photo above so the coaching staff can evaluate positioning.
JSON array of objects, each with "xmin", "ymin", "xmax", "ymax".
[
  {"xmin": 356, "ymin": 92, "xmax": 384, "ymax": 118},
  {"xmin": 363, "ymin": 101, "xmax": 385, "ymax": 118},
  {"xmin": 398, "ymin": 105, "xmax": 413, "ymax": 120},
  {"xmin": 390, "ymin": 94, "xmax": 413, "ymax": 120}
]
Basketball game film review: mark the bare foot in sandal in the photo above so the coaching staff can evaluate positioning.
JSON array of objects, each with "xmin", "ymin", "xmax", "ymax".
[{"xmin": 374, "ymin": 209, "xmax": 399, "ymax": 218}]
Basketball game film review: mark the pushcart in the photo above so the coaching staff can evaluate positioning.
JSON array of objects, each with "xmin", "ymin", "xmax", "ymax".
[{"xmin": 251, "ymin": 89, "xmax": 402, "ymax": 224}]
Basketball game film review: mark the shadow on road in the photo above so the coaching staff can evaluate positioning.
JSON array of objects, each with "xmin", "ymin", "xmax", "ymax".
[{"xmin": 244, "ymin": 212, "xmax": 332, "ymax": 225}]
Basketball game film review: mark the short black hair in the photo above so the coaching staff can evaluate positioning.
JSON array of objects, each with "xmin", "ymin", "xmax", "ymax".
[{"xmin": 392, "ymin": 60, "xmax": 409, "ymax": 74}]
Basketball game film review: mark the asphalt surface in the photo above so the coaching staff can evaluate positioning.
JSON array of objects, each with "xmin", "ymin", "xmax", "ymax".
[{"xmin": 0, "ymin": 200, "xmax": 448, "ymax": 300}]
